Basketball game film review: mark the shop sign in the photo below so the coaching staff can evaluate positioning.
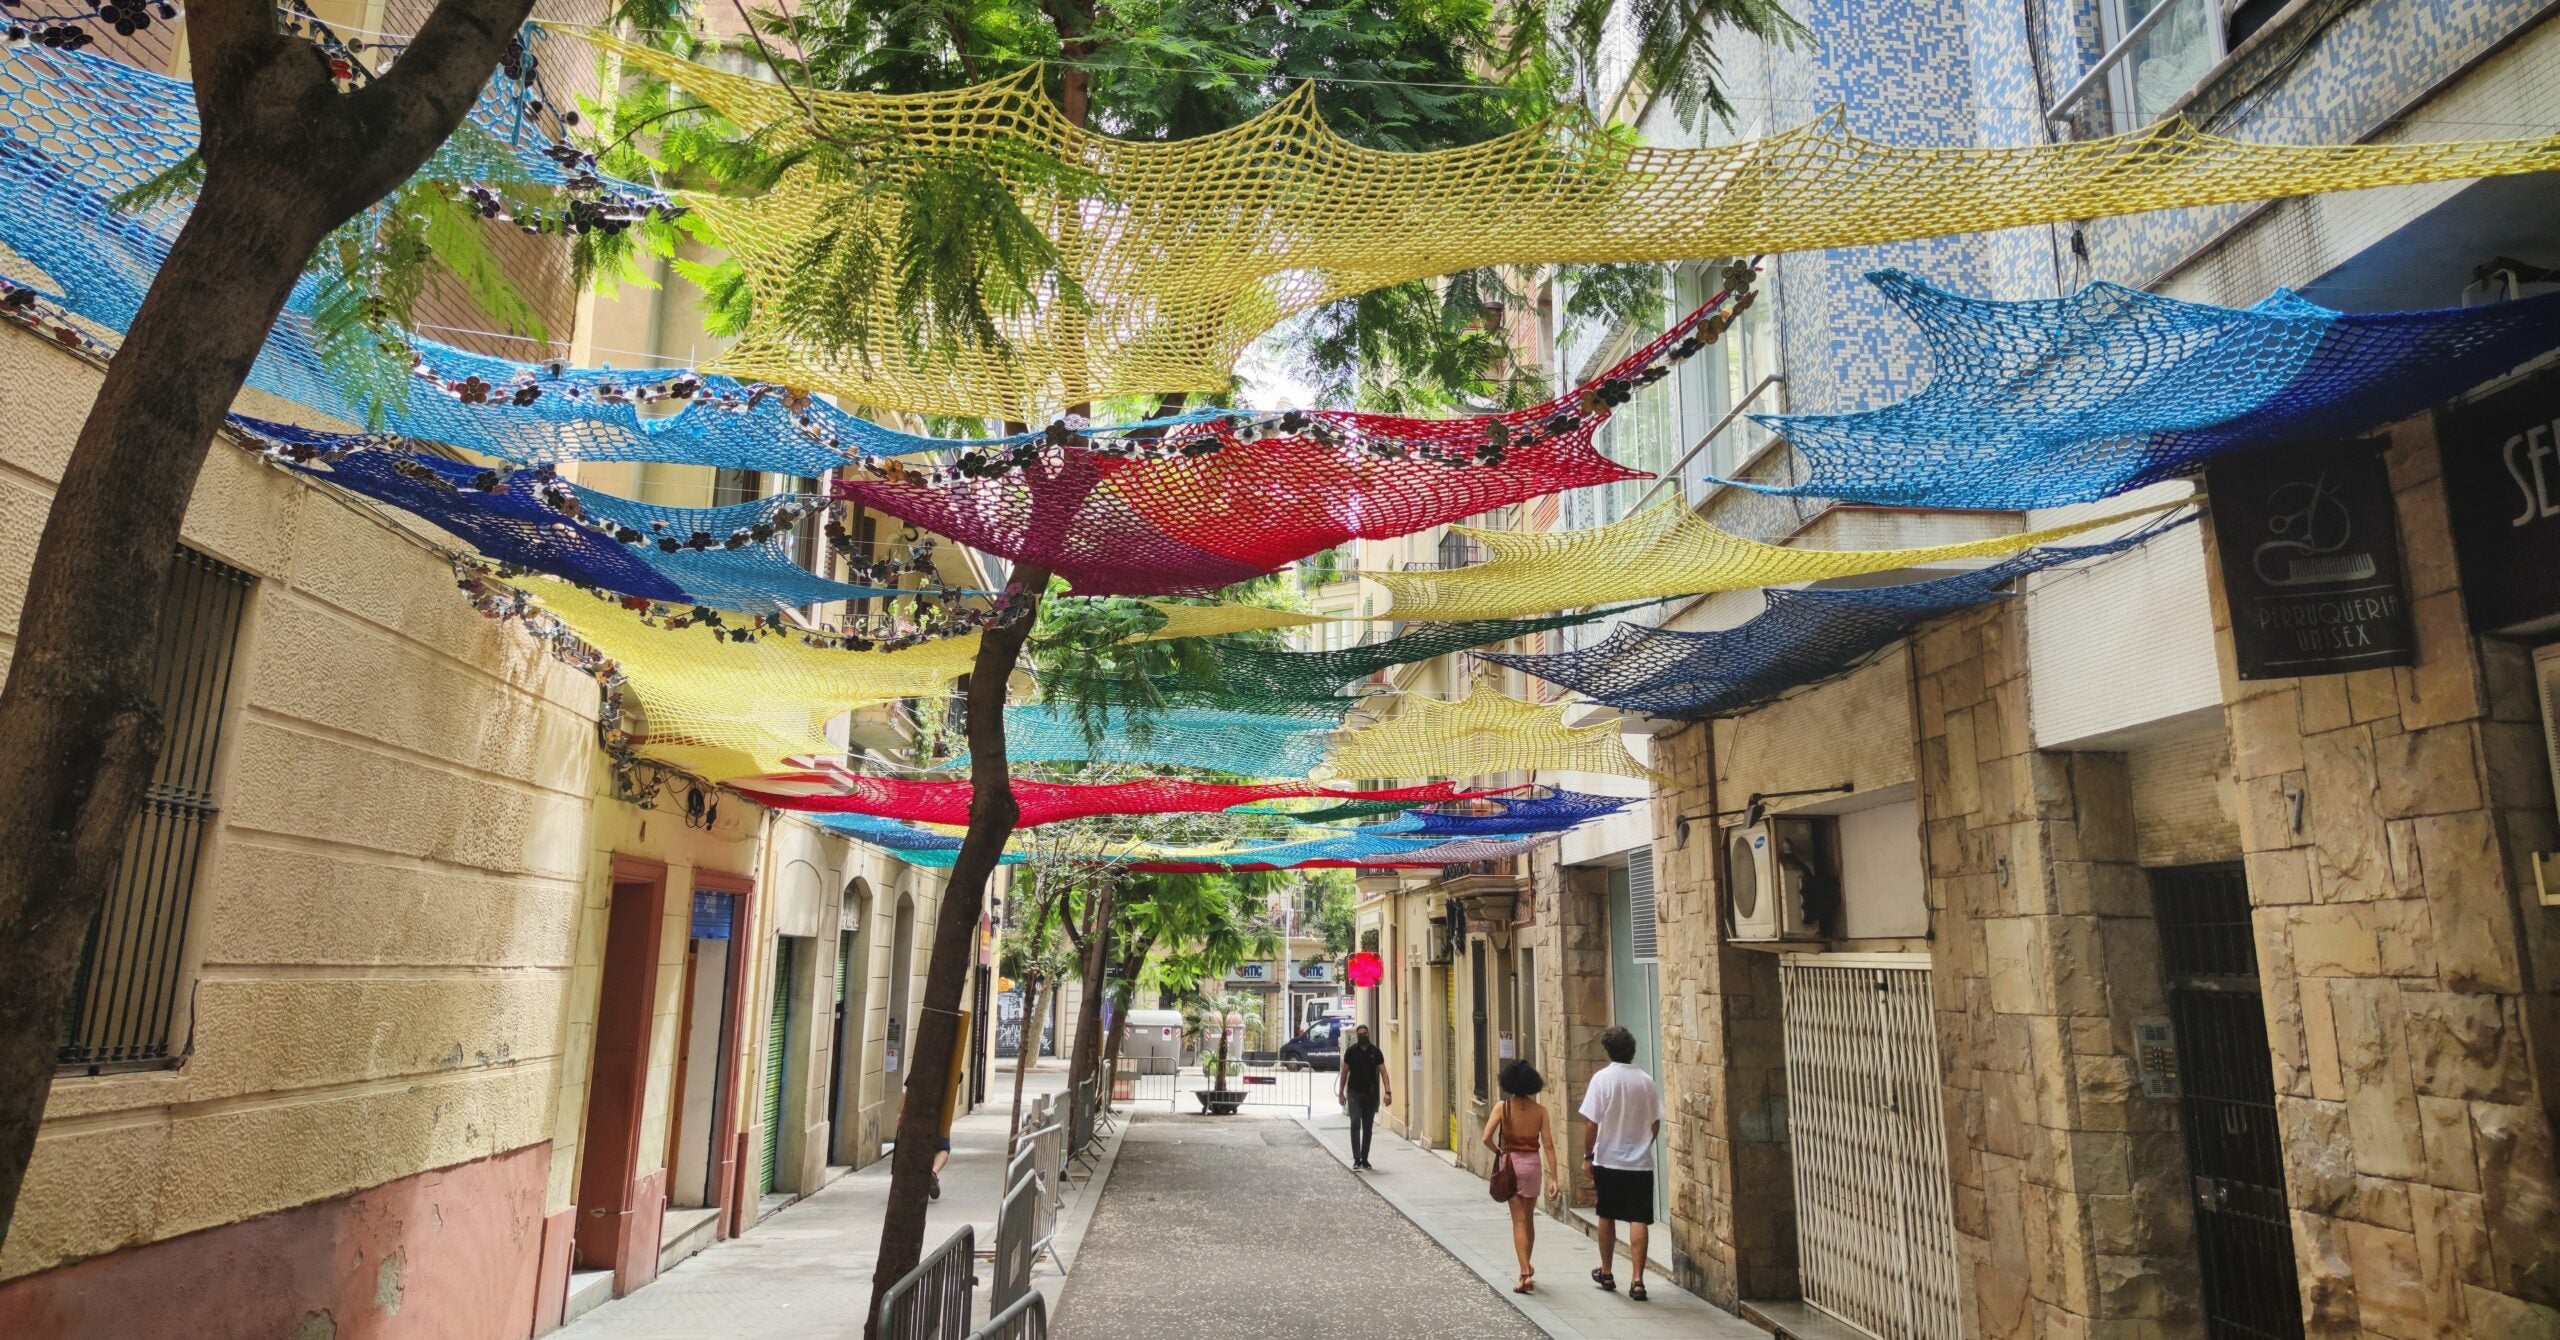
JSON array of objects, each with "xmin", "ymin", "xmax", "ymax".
[
  {"xmin": 2442, "ymin": 366, "xmax": 2560, "ymax": 634},
  {"xmin": 1293, "ymin": 961, "xmax": 1333, "ymax": 983},
  {"xmin": 2205, "ymin": 440, "xmax": 2414, "ymax": 679},
  {"xmin": 1227, "ymin": 961, "xmax": 1273, "ymax": 983}
]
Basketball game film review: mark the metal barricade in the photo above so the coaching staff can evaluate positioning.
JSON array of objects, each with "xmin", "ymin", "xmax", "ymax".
[
  {"xmin": 1018, "ymin": 1122, "xmax": 1064, "ymax": 1256},
  {"xmin": 966, "ymin": 1291, "xmax": 1049, "ymax": 1340},
  {"xmin": 875, "ymin": 1225, "xmax": 976, "ymax": 1340},
  {"xmin": 992, "ymin": 1163, "xmax": 1040, "ymax": 1314},
  {"xmin": 1232, "ymin": 1061, "xmax": 1313, "ymax": 1112}
]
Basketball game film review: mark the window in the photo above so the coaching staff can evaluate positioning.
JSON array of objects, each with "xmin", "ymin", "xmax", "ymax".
[
  {"xmin": 1470, "ymin": 938, "xmax": 1490, "ymax": 1102},
  {"xmin": 2104, "ymin": 0, "xmax": 2222, "ymax": 130},
  {"xmin": 711, "ymin": 467, "xmax": 763, "ymax": 509},
  {"xmin": 60, "ymin": 546, "xmax": 252, "ymax": 1072}
]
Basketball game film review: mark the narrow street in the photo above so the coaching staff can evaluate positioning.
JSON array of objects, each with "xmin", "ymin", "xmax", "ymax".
[{"xmin": 1052, "ymin": 1111, "xmax": 1544, "ymax": 1340}]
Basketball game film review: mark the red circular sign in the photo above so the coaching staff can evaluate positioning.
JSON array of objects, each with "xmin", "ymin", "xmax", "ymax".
[{"xmin": 1346, "ymin": 951, "xmax": 1385, "ymax": 989}]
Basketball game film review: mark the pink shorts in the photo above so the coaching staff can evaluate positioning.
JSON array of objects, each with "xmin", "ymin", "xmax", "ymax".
[{"xmin": 1503, "ymin": 1150, "xmax": 1541, "ymax": 1202}]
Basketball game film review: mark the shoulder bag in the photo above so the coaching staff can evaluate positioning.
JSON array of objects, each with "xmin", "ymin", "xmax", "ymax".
[{"xmin": 1488, "ymin": 1100, "xmax": 1518, "ymax": 1201}]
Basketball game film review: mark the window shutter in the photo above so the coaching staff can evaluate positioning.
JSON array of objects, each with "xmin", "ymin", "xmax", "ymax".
[
  {"xmin": 1628, "ymin": 847, "xmax": 1659, "ymax": 963},
  {"xmin": 761, "ymin": 938, "xmax": 793, "ymax": 1193}
]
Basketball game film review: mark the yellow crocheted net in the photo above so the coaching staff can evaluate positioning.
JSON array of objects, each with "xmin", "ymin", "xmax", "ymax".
[
  {"xmin": 1364, "ymin": 499, "xmax": 2178, "ymax": 621},
  {"xmin": 586, "ymin": 32, "xmax": 2560, "ymax": 419},
  {"xmin": 1321, "ymin": 675, "xmax": 1656, "ymax": 783},
  {"xmin": 524, "ymin": 580, "xmax": 981, "ymax": 780}
]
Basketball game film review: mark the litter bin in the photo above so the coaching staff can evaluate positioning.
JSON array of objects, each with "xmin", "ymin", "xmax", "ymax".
[{"xmin": 1121, "ymin": 1008, "xmax": 1185, "ymax": 1076}]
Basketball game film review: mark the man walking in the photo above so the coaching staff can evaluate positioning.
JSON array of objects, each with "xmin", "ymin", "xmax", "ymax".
[
  {"xmin": 1338, "ymin": 1023, "xmax": 1390, "ymax": 1170},
  {"xmin": 1579, "ymin": 1025, "xmax": 1661, "ymax": 1301}
]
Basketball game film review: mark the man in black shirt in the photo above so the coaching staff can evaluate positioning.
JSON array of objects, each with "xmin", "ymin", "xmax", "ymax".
[{"xmin": 1337, "ymin": 1024, "xmax": 1391, "ymax": 1170}]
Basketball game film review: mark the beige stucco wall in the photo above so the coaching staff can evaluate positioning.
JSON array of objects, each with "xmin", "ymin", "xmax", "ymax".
[{"xmin": 0, "ymin": 321, "xmax": 602, "ymax": 1279}]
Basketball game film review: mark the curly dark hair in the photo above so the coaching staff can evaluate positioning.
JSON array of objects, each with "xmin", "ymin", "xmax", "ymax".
[{"xmin": 1498, "ymin": 1059, "xmax": 1545, "ymax": 1097}]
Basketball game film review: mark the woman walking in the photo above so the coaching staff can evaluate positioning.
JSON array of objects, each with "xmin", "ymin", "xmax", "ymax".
[{"xmin": 1481, "ymin": 1059, "xmax": 1559, "ymax": 1295}]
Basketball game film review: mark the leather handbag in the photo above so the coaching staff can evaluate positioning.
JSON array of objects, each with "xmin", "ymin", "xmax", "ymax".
[{"xmin": 1488, "ymin": 1101, "xmax": 1518, "ymax": 1201}]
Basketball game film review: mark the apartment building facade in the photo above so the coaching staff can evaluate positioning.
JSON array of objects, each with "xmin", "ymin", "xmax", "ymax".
[{"xmin": 0, "ymin": 15, "xmax": 1009, "ymax": 1338}]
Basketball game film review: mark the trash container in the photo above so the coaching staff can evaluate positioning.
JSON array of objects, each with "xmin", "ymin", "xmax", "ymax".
[{"xmin": 1121, "ymin": 1008, "xmax": 1185, "ymax": 1076}]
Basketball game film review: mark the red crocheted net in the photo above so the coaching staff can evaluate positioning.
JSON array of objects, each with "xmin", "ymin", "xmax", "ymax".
[
  {"xmin": 729, "ymin": 776, "xmax": 1509, "ymax": 827},
  {"xmin": 833, "ymin": 290, "xmax": 1741, "ymax": 595}
]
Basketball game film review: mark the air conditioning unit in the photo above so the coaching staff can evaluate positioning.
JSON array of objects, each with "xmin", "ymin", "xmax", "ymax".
[
  {"xmin": 1727, "ymin": 818, "xmax": 1824, "ymax": 942},
  {"xmin": 1424, "ymin": 919, "xmax": 1455, "ymax": 965}
]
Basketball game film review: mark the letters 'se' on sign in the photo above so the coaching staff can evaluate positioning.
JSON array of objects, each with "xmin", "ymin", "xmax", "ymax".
[
  {"xmin": 2443, "ymin": 365, "xmax": 2560, "ymax": 637},
  {"xmin": 2205, "ymin": 439, "xmax": 2416, "ymax": 680}
]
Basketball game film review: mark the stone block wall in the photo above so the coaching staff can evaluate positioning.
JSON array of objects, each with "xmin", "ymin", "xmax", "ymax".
[
  {"xmin": 1911, "ymin": 599, "xmax": 2201, "ymax": 1339},
  {"xmin": 2212, "ymin": 416, "xmax": 2560, "ymax": 1340},
  {"xmin": 1523, "ymin": 855, "xmax": 1612, "ymax": 1211}
]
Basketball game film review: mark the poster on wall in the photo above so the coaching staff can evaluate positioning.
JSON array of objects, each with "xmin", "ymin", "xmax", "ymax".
[
  {"xmin": 2440, "ymin": 364, "xmax": 2560, "ymax": 635},
  {"xmin": 2205, "ymin": 440, "xmax": 2415, "ymax": 679}
]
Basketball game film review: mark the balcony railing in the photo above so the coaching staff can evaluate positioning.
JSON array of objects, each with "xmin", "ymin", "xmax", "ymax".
[{"xmin": 2046, "ymin": 0, "xmax": 2228, "ymax": 137}]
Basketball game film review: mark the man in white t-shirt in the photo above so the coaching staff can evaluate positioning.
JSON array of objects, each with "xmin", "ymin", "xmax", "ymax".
[{"xmin": 1577, "ymin": 1025, "xmax": 1661, "ymax": 1302}]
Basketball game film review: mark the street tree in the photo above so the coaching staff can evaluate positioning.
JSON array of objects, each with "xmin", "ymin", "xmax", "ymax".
[{"xmin": 0, "ymin": 0, "xmax": 548, "ymax": 1249}]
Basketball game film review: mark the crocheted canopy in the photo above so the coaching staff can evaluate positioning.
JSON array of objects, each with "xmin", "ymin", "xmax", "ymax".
[
  {"xmin": 1365, "ymin": 788, "xmax": 1634, "ymax": 837},
  {"xmin": 1481, "ymin": 522, "xmax": 2186, "ymax": 718},
  {"xmin": 947, "ymin": 705, "xmax": 1340, "ymax": 777},
  {"xmin": 1322, "ymin": 677, "xmax": 1655, "ymax": 782},
  {"xmin": 808, "ymin": 812, "xmax": 969, "ymax": 852},
  {"xmin": 730, "ymin": 777, "xmax": 1496, "ymax": 828},
  {"xmin": 1190, "ymin": 606, "xmax": 1638, "ymax": 709},
  {"xmin": 0, "ymin": 47, "xmax": 1259, "ymax": 473},
  {"xmin": 829, "ymin": 295, "xmax": 1730, "ymax": 595},
  {"xmin": 1365, "ymin": 497, "xmax": 2174, "ymax": 621},
  {"xmin": 1121, "ymin": 833, "xmax": 1551, "ymax": 873},
  {"xmin": 1743, "ymin": 272, "xmax": 2560, "ymax": 509},
  {"xmin": 592, "ymin": 30, "xmax": 2560, "ymax": 418},
  {"xmin": 518, "ymin": 580, "xmax": 980, "ymax": 779},
  {"xmin": 1234, "ymin": 797, "xmax": 1439, "ymax": 823},
  {"xmin": 244, "ymin": 422, "xmax": 924, "ymax": 612}
]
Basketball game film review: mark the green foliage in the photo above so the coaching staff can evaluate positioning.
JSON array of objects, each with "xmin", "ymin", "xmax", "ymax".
[
  {"xmin": 1025, "ymin": 574, "xmax": 1307, "ymax": 745},
  {"xmin": 1303, "ymin": 871, "xmax": 1358, "ymax": 960},
  {"xmin": 1495, "ymin": 0, "xmax": 1809, "ymax": 130},
  {"xmin": 1558, "ymin": 261, "xmax": 1670, "ymax": 333}
]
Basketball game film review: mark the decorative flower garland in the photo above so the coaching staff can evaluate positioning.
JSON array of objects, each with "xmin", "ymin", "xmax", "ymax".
[{"xmin": 0, "ymin": 0, "xmax": 175, "ymax": 50}]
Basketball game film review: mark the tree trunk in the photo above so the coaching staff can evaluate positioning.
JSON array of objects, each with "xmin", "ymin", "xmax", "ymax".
[
  {"xmin": 0, "ymin": 0, "xmax": 533, "ymax": 1249},
  {"xmin": 1003, "ymin": 968, "xmax": 1042, "ymax": 1164},
  {"xmin": 1095, "ymin": 926, "xmax": 1155, "ymax": 1109},
  {"xmin": 1065, "ymin": 877, "xmax": 1117, "ymax": 1097},
  {"xmin": 862, "ymin": 565, "xmax": 1049, "ymax": 1340}
]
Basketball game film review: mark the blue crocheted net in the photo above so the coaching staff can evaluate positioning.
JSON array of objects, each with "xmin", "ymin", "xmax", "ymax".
[
  {"xmin": 945, "ymin": 706, "xmax": 1342, "ymax": 778},
  {"xmin": 1482, "ymin": 521, "xmax": 2188, "ymax": 718},
  {"xmin": 236, "ymin": 419, "xmax": 919, "ymax": 611},
  {"xmin": 1362, "ymin": 788, "xmax": 1632, "ymax": 837},
  {"xmin": 0, "ymin": 46, "xmax": 1242, "ymax": 473},
  {"xmin": 1737, "ymin": 271, "xmax": 2560, "ymax": 509},
  {"xmin": 810, "ymin": 813, "xmax": 968, "ymax": 852}
]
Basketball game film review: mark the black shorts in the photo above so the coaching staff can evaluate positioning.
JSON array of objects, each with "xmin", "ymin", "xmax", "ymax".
[{"xmin": 1591, "ymin": 1165, "xmax": 1654, "ymax": 1224}]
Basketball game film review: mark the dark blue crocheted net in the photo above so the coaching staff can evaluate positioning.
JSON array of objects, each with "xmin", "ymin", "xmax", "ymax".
[
  {"xmin": 0, "ymin": 46, "xmax": 1241, "ymax": 473},
  {"xmin": 238, "ymin": 419, "xmax": 917, "ymax": 611},
  {"xmin": 1365, "ymin": 789, "xmax": 1632, "ymax": 837},
  {"xmin": 1482, "ymin": 522, "xmax": 2187, "ymax": 718},
  {"xmin": 1739, "ymin": 271, "xmax": 2560, "ymax": 509},
  {"xmin": 811, "ymin": 813, "xmax": 967, "ymax": 852}
]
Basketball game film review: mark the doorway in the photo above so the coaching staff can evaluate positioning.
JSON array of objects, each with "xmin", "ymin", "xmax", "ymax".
[
  {"xmin": 885, "ymin": 892, "xmax": 917, "ymax": 1128},
  {"xmin": 2152, "ymin": 863, "xmax": 2302, "ymax": 1340},
  {"xmin": 668, "ymin": 889, "xmax": 743, "ymax": 1212},
  {"xmin": 760, "ymin": 936, "xmax": 800, "ymax": 1196},
  {"xmin": 1605, "ymin": 859, "xmax": 1667, "ymax": 1222},
  {"xmin": 574, "ymin": 867, "xmax": 666, "ymax": 1290},
  {"xmin": 829, "ymin": 881, "xmax": 871, "ymax": 1166}
]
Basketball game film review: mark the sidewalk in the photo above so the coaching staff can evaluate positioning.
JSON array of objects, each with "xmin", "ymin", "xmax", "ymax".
[
  {"xmin": 1298, "ymin": 1109, "xmax": 1763, "ymax": 1340},
  {"xmin": 559, "ymin": 1069, "xmax": 1121, "ymax": 1338}
]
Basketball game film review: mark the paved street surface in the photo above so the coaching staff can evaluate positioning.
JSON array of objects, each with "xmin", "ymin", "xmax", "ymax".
[
  {"xmin": 1053, "ymin": 1110, "xmax": 1545, "ymax": 1340},
  {"xmin": 1297, "ymin": 1108, "xmax": 1763, "ymax": 1340},
  {"xmin": 559, "ymin": 1068, "xmax": 1091, "ymax": 1339}
]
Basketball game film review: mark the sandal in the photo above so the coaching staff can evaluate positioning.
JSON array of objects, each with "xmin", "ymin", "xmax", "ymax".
[
  {"xmin": 1629, "ymin": 1283, "xmax": 1649, "ymax": 1303},
  {"xmin": 1591, "ymin": 1269, "xmax": 1616, "ymax": 1292},
  {"xmin": 1515, "ymin": 1273, "xmax": 1535, "ymax": 1295}
]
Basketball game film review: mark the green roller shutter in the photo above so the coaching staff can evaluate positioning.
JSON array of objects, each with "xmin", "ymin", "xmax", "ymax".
[{"xmin": 761, "ymin": 938, "xmax": 793, "ymax": 1194}]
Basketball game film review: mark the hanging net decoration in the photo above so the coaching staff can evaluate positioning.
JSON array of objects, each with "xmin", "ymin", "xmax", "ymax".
[
  {"xmin": 239, "ymin": 421, "xmax": 928, "ymax": 612},
  {"xmin": 1362, "ymin": 788, "xmax": 1634, "ymax": 837},
  {"xmin": 0, "ymin": 46, "xmax": 1251, "ymax": 474},
  {"xmin": 1365, "ymin": 496, "xmax": 2177, "ymax": 622},
  {"xmin": 729, "ymin": 776, "xmax": 1501, "ymax": 828},
  {"xmin": 1193, "ymin": 606, "xmax": 1647, "ymax": 708},
  {"xmin": 828, "ymin": 294, "xmax": 1744, "ymax": 595},
  {"xmin": 1233, "ymin": 797, "xmax": 1440, "ymax": 823},
  {"xmin": 590, "ymin": 30, "xmax": 2560, "ymax": 419},
  {"xmin": 502, "ymin": 579, "xmax": 981, "ymax": 780},
  {"xmin": 1321, "ymin": 676, "xmax": 1656, "ymax": 783},
  {"xmin": 944, "ymin": 705, "xmax": 1340, "ymax": 777},
  {"xmin": 1480, "ymin": 521, "xmax": 2188, "ymax": 718},
  {"xmin": 1739, "ymin": 271, "xmax": 2560, "ymax": 509},
  {"xmin": 808, "ymin": 812, "xmax": 970, "ymax": 852}
]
